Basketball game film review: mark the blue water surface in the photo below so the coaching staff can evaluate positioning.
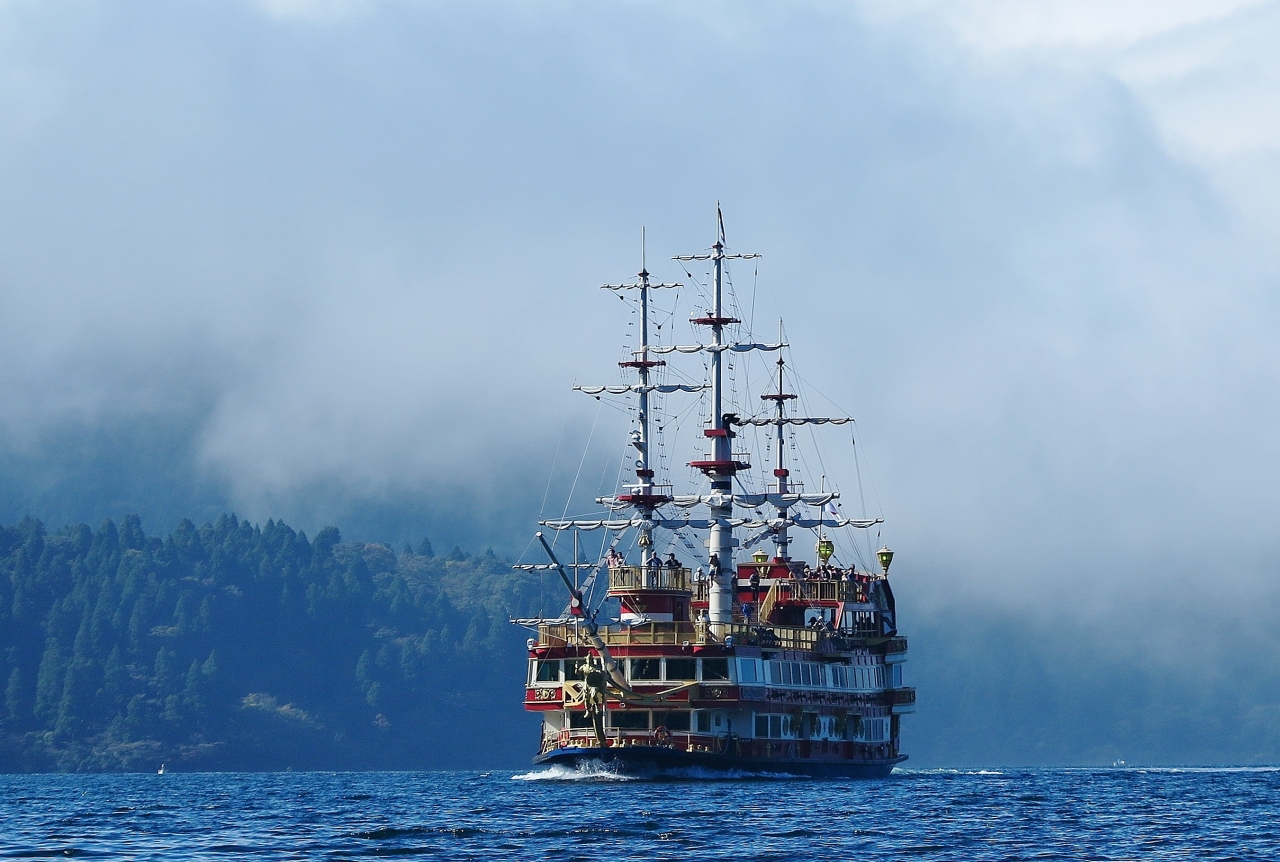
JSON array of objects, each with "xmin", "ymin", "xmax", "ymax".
[{"xmin": 0, "ymin": 765, "xmax": 1277, "ymax": 860}]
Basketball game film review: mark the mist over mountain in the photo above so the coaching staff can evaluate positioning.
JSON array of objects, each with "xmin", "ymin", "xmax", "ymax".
[{"xmin": 2, "ymin": 0, "xmax": 1280, "ymax": 767}]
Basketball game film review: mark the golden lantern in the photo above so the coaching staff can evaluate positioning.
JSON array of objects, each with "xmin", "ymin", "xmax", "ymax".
[
  {"xmin": 816, "ymin": 537, "xmax": 835, "ymax": 564},
  {"xmin": 752, "ymin": 548, "xmax": 769, "ymax": 564},
  {"xmin": 877, "ymin": 546, "xmax": 894, "ymax": 574}
]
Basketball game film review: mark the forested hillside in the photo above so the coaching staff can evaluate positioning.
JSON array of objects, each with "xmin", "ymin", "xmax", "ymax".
[{"xmin": 0, "ymin": 515, "xmax": 543, "ymax": 772}]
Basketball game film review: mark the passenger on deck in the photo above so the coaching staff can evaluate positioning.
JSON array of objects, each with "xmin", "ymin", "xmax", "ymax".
[
  {"xmin": 665, "ymin": 552, "xmax": 680, "ymax": 570},
  {"xmin": 693, "ymin": 566, "xmax": 706, "ymax": 583}
]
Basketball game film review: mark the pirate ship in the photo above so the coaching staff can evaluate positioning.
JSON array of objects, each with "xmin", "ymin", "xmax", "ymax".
[{"xmin": 514, "ymin": 210, "xmax": 914, "ymax": 777}]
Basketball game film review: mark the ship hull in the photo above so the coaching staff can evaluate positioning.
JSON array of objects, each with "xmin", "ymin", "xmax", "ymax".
[{"xmin": 532, "ymin": 745, "xmax": 905, "ymax": 779}]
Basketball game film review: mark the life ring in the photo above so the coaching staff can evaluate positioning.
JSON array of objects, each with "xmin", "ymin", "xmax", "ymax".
[{"xmin": 653, "ymin": 725, "xmax": 672, "ymax": 746}]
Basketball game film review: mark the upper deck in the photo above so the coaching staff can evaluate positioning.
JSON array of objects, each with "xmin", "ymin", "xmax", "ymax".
[{"xmin": 595, "ymin": 561, "xmax": 897, "ymax": 648}]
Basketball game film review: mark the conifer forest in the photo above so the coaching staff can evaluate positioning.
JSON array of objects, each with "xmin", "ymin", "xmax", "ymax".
[{"xmin": 0, "ymin": 515, "xmax": 542, "ymax": 772}]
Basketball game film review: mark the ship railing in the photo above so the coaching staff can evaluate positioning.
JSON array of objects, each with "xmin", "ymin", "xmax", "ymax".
[
  {"xmin": 692, "ymin": 577, "xmax": 872, "ymax": 605},
  {"xmin": 608, "ymin": 565, "xmax": 691, "ymax": 593},
  {"xmin": 692, "ymin": 579, "xmax": 709, "ymax": 602},
  {"xmin": 536, "ymin": 621, "xmax": 701, "ymax": 647},
  {"xmin": 535, "ymin": 620, "xmax": 879, "ymax": 651},
  {"xmin": 790, "ymin": 579, "xmax": 868, "ymax": 603},
  {"xmin": 719, "ymin": 622, "xmax": 820, "ymax": 651},
  {"xmin": 551, "ymin": 727, "xmax": 720, "ymax": 752}
]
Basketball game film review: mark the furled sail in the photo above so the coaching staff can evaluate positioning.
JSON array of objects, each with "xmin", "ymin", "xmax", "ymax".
[
  {"xmin": 573, "ymin": 384, "xmax": 709, "ymax": 395},
  {"xmin": 734, "ymin": 417, "xmax": 852, "ymax": 426},
  {"xmin": 596, "ymin": 492, "xmax": 838, "ymax": 510},
  {"xmin": 665, "ymin": 492, "xmax": 840, "ymax": 508},
  {"xmin": 539, "ymin": 515, "xmax": 881, "ymax": 531},
  {"xmin": 647, "ymin": 342, "xmax": 786, "ymax": 354}
]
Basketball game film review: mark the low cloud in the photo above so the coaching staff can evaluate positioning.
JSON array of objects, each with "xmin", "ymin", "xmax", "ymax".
[{"xmin": 0, "ymin": 0, "xmax": 1278, "ymax": 618}]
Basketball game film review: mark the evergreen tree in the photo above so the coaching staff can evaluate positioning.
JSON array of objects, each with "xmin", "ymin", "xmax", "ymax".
[{"xmin": 0, "ymin": 514, "xmax": 540, "ymax": 771}]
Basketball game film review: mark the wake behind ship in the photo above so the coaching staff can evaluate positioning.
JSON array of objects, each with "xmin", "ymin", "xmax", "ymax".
[{"xmin": 513, "ymin": 211, "xmax": 914, "ymax": 777}]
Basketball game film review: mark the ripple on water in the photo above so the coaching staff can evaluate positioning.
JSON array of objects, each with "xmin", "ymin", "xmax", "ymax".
[{"xmin": 0, "ymin": 768, "xmax": 1277, "ymax": 861}]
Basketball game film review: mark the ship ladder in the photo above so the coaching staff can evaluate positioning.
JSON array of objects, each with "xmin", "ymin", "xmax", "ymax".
[{"xmin": 756, "ymin": 578, "xmax": 782, "ymax": 624}]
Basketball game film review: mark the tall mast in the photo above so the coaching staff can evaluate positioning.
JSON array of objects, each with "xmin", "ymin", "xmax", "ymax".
[
  {"xmin": 635, "ymin": 228, "xmax": 655, "ymax": 565},
  {"xmin": 679, "ymin": 205, "xmax": 759, "ymax": 626},
  {"xmin": 707, "ymin": 210, "xmax": 732, "ymax": 623},
  {"xmin": 763, "ymin": 321, "xmax": 798, "ymax": 561},
  {"xmin": 568, "ymin": 229, "xmax": 685, "ymax": 566}
]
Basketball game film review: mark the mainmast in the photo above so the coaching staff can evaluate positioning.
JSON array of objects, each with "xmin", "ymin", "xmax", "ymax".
[{"xmin": 678, "ymin": 206, "xmax": 759, "ymax": 625}]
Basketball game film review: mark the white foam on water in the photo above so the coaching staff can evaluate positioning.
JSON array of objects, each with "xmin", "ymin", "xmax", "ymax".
[
  {"xmin": 511, "ymin": 762, "xmax": 639, "ymax": 782},
  {"xmin": 511, "ymin": 763, "xmax": 805, "ymax": 782},
  {"xmin": 893, "ymin": 768, "xmax": 1006, "ymax": 776}
]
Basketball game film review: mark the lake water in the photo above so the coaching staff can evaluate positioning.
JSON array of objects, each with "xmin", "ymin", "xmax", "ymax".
[{"xmin": 1, "ymin": 765, "xmax": 1277, "ymax": 860}]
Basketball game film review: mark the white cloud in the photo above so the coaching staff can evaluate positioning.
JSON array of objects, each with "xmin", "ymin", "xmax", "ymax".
[{"xmin": 1, "ymin": 0, "xmax": 1280, "ymax": 614}]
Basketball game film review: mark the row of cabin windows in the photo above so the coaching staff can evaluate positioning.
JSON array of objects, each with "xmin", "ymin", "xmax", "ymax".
[
  {"xmin": 627, "ymin": 657, "xmax": 729, "ymax": 682},
  {"xmin": 561, "ymin": 708, "xmax": 888, "ymax": 742},
  {"xmin": 752, "ymin": 713, "xmax": 889, "ymax": 742},
  {"xmin": 535, "ymin": 656, "xmax": 893, "ymax": 689},
  {"xmin": 736, "ymin": 658, "xmax": 887, "ymax": 690},
  {"xmin": 565, "ymin": 710, "xmax": 722, "ymax": 733},
  {"xmin": 532, "ymin": 657, "xmax": 730, "ymax": 685}
]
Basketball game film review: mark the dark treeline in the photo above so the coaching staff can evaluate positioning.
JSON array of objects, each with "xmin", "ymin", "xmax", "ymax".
[{"xmin": 0, "ymin": 514, "xmax": 543, "ymax": 772}]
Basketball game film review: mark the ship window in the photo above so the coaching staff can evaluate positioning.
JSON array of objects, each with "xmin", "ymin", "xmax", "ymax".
[
  {"xmin": 862, "ymin": 718, "xmax": 886, "ymax": 741},
  {"xmin": 665, "ymin": 658, "xmax": 696, "ymax": 681},
  {"xmin": 755, "ymin": 714, "xmax": 769, "ymax": 737},
  {"xmin": 768, "ymin": 661, "xmax": 781, "ymax": 684},
  {"xmin": 782, "ymin": 714, "xmax": 795, "ymax": 737},
  {"xmin": 656, "ymin": 710, "xmax": 691, "ymax": 731},
  {"xmin": 696, "ymin": 711, "xmax": 711, "ymax": 733},
  {"xmin": 630, "ymin": 658, "xmax": 661, "ymax": 680},
  {"xmin": 769, "ymin": 714, "xmax": 782, "ymax": 738},
  {"xmin": 564, "ymin": 659, "xmax": 585, "ymax": 681},
  {"xmin": 700, "ymin": 658, "xmax": 729, "ymax": 681},
  {"xmin": 801, "ymin": 664, "xmax": 814, "ymax": 686},
  {"xmin": 568, "ymin": 711, "xmax": 593, "ymax": 729},
  {"xmin": 609, "ymin": 710, "xmax": 649, "ymax": 730},
  {"xmin": 737, "ymin": 659, "xmax": 758, "ymax": 683},
  {"xmin": 713, "ymin": 712, "xmax": 723, "ymax": 728},
  {"xmin": 535, "ymin": 660, "xmax": 560, "ymax": 683},
  {"xmin": 891, "ymin": 665, "xmax": 902, "ymax": 687},
  {"xmin": 832, "ymin": 666, "xmax": 847, "ymax": 688}
]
